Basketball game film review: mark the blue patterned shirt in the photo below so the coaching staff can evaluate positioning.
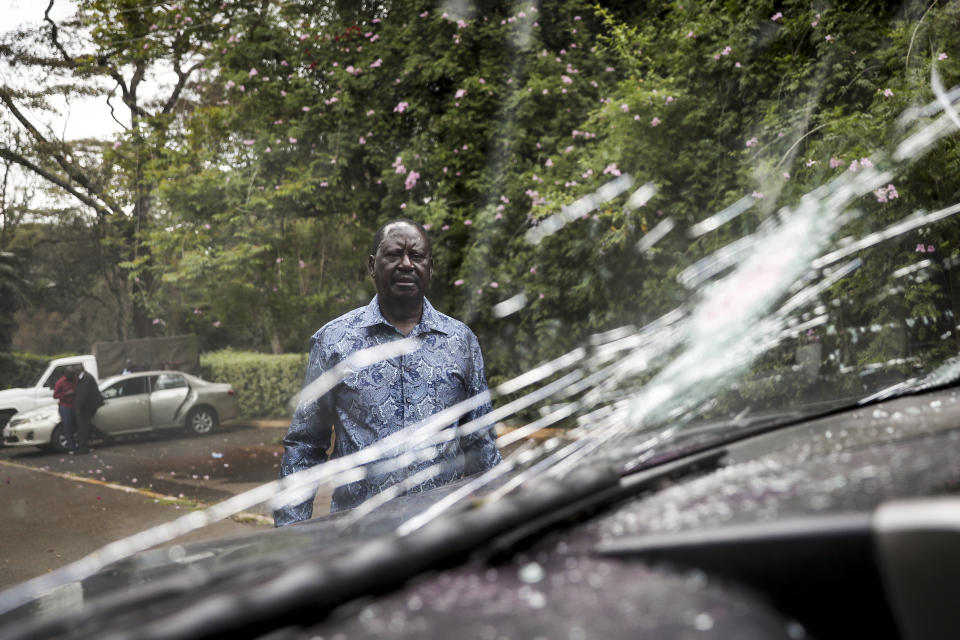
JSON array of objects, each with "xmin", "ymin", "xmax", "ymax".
[{"xmin": 274, "ymin": 296, "xmax": 501, "ymax": 526}]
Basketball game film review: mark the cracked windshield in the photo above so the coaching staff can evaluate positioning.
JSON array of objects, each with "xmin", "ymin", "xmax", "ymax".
[{"xmin": 1, "ymin": 0, "xmax": 959, "ymax": 629}]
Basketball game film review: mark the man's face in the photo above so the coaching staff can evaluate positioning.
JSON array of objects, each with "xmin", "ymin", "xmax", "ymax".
[{"xmin": 368, "ymin": 223, "xmax": 433, "ymax": 304}]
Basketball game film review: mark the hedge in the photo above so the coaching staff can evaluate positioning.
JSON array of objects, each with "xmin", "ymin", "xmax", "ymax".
[
  {"xmin": 0, "ymin": 352, "xmax": 62, "ymax": 390},
  {"xmin": 199, "ymin": 349, "xmax": 307, "ymax": 419}
]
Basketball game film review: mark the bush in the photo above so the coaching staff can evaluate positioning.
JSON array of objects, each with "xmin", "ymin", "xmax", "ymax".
[
  {"xmin": 200, "ymin": 350, "xmax": 307, "ymax": 419},
  {"xmin": 0, "ymin": 352, "xmax": 58, "ymax": 390}
]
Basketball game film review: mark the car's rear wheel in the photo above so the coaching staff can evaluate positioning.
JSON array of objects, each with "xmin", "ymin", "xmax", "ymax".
[
  {"xmin": 49, "ymin": 424, "xmax": 71, "ymax": 453},
  {"xmin": 186, "ymin": 407, "xmax": 218, "ymax": 435}
]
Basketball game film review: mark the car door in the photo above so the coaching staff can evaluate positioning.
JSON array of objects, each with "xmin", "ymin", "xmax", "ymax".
[
  {"xmin": 94, "ymin": 376, "xmax": 152, "ymax": 434},
  {"xmin": 149, "ymin": 373, "xmax": 190, "ymax": 428}
]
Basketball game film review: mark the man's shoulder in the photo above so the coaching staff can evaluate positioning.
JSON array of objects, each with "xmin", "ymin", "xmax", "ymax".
[
  {"xmin": 430, "ymin": 307, "xmax": 475, "ymax": 338},
  {"xmin": 311, "ymin": 305, "xmax": 370, "ymax": 344},
  {"xmin": 424, "ymin": 303, "xmax": 480, "ymax": 347}
]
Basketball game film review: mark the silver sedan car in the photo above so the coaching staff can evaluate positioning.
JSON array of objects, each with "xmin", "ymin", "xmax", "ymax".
[{"xmin": 1, "ymin": 371, "xmax": 238, "ymax": 452}]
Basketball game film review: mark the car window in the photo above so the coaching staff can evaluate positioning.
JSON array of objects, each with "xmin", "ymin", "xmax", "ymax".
[
  {"xmin": 42, "ymin": 365, "xmax": 73, "ymax": 389},
  {"xmin": 4, "ymin": 2, "xmax": 960, "ymax": 634},
  {"xmin": 152, "ymin": 373, "xmax": 188, "ymax": 391},
  {"xmin": 102, "ymin": 377, "xmax": 148, "ymax": 399}
]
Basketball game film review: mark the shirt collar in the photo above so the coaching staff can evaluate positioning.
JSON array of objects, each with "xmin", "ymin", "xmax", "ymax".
[{"xmin": 361, "ymin": 296, "xmax": 451, "ymax": 336}]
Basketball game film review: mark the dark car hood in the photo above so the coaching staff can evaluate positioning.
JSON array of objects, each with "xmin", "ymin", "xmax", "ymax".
[{"xmin": 6, "ymin": 385, "xmax": 960, "ymax": 639}]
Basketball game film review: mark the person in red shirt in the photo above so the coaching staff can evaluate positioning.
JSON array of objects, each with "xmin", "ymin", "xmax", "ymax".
[{"xmin": 53, "ymin": 370, "xmax": 78, "ymax": 451}]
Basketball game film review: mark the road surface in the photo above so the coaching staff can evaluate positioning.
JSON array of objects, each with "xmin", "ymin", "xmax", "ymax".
[{"xmin": 0, "ymin": 421, "xmax": 332, "ymax": 589}]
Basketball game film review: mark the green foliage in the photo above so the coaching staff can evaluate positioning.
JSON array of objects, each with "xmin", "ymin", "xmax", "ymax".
[
  {"xmin": 4, "ymin": 0, "xmax": 960, "ymax": 403},
  {"xmin": 200, "ymin": 349, "xmax": 307, "ymax": 418},
  {"xmin": 0, "ymin": 351, "xmax": 54, "ymax": 390}
]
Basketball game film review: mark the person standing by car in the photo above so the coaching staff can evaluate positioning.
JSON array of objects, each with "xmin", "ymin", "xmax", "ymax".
[
  {"xmin": 275, "ymin": 219, "xmax": 501, "ymax": 526},
  {"xmin": 52, "ymin": 369, "xmax": 78, "ymax": 450},
  {"xmin": 72, "ymin": 365, "xmax": 103, "ymax": 454}
]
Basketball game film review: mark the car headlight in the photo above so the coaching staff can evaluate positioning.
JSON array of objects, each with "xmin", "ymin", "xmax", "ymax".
[{"xmin": 10, "ymin": 410, "xmax": 56, "ymax": 427}]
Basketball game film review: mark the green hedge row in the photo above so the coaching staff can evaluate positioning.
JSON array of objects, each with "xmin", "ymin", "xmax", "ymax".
[
  {"xmin": 199, "ymin": 349, "xmax": 307, "ymax": 419},
  {"xmin": 0, "ymin": 352, "xmax": 60, "ymax": 390}
]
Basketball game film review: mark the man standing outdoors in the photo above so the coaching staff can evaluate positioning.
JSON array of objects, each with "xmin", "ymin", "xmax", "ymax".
[
  {"xmin": 274, "ymin": 219, "xmax": 501, "ymax": 526},
  {"xmin": 72, "ymin": 365, "xmax": 103, "ymax": 454}
]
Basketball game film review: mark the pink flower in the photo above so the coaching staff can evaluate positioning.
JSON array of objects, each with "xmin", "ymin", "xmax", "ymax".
[
  {"xmin": 394, "ymin": 101, "xmax": 409, "ymax": 113},
  {"xmin": 455, "ymin": 88, "xmax": 467, "ymax": 98},
  {"xmin": 875, "ymin": 184, "xmax": 899, "ymax": 202},
  {"xmin": 289, "ymin": 137, "xmax": 297, "ymax": 144},
  {"xmin": 745, "ymin": 137, "xmax": 758, "ymax": 147},
  {"xmin": 441, "ymin": 224, "xmax": 450, "ymax": 231},
  {"xmin": 213, "ymin": 321, "xmax": 222, "ymax": 328},
  {"xmin": 938, "ymin": 53, "xmax": 948, "ymax": 61},
  {"xmin": 276, "ymin": 257, "xmax": 283, "ymax": 264},
  {"xmin": 495, "ymin": 212, "xmax": 503, "ymax": 220},
  {"xmin": 530, "ymin": 266, "xmax": 537, "ymax": 274},
  {"xmin": 603, "ymin": 163, "xmax": 621, "ymax": 176},
  {"xmin": 829, "ymin": 157, "xmax": 842, "ymax": 168},
  {"xmin": 916, "ymin": 244, "xmax": 926, "ymax": 252},
  {"xmin": 366, "ymin": 109, "xmax": 375, "ymax": 116},
  {"xmin": 686, "ymin": 31, "xmax": 695, "ymax": 38},
  {"xmin": 242, "ymin": 139, "xmax": 255, "ymax": 146},
  {"xmin": 650, "ymin": 117, "xmax": 661, "ymax": 127},
  {"xmin": 454, "ymin": 279, "xmax": 465, "ymax": 286},
  {"xmin": 302, "ymin": 106, "xmax": 311, "ymax": 112},
  {"xmin": 249, "ymin": 68, "xmax": 258, "ymax": 77},
  {"xmin": 825, "ymin": 34, "xmax": 834, "ymax": 42},
  {"xmin": 393, "ymin": 156, "xmax": 407, "ymax": 174},
  {"xmin": 771, "ymin": 12, "xmax": 783, "ymax": 21},
  {"xmin": 489, "ymin": 282, "xmax": 499, "ymax": 288},
  {"xmin": 464, "ymin": 219, "xmax": 472, "ymax": 226},
  {"xmin": 370, "ymin": 58, "xmax": 382, "ymax": 68},
  {"xmin": 545, "ymin": 158, "xmax": 553, "ymax": 167},
  {"xmin": 849, "ymin": 160, "xmax": 859, "ymax": 172},
  {"xmin": 561, "ymin": 75, "xmax": 573, "ymax": 84},
  {"xmin": 358, "ymin": 136, "xmax": 366, "ymax": 145},
  {"xmin": 225, "ymin": 80, "xmax": 235, "ymax": 89},
  {"xmin": 298, "ymin": 260, "xmax": 306, "ymax": 268},
  {"xmin": 405, "ymin": 171, "xmax": 420, "ymax": 190},
  {"xmin": 420, "ymin": 10, "xmax": 429, "ymax": 17},
  {"xmin": 620, "ymin": 103, "xmax": 629, "ymax": 112},
  {"xmin": 928, "ymin": 245, "xmax": 936, "ymax": 252},
  {"xmin": 751, "ymin": 191, "xmax": 764, "ymax": 199},
  {"xmin": 883, "ymin": 88, "xmax": 894, "ymax": 97}
]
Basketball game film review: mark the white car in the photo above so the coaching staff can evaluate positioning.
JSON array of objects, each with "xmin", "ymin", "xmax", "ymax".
[{"xmin": 2, "ymin": 371, "xmax": 237, "ymax": 452}]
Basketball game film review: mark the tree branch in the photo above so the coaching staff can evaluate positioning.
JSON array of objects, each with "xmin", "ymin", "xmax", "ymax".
[
  {"xmin": 0, "ymin": 147, "xmax": 120, "ymax": 218},
  {"xmin": 43, "ymin": 0, "xmax": 75, "ymax": 65}
]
